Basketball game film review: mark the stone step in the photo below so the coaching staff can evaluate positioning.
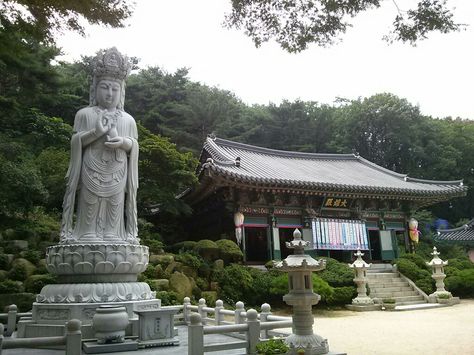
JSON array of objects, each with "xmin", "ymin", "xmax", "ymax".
[
  {"xmin": 371, "ymin": 290, "xmax": 418, "ymax": 298},
  {"xmin": 367, "ymin": 273, "xmax": 398, "ymax": 279},
  {"xmin": 393, "ymin": 295, "xmax": 424, "ymax": 303},
  {"xmin": 369, "ymin": 285, "xmax": 413, "ymax": 293},
  {"xmin": 395, "ymin": 303, "xmax": 445, "ymax": 311},
  {"xmin": 396, "ymin": 300, "xmax": 428, "ymax": 306},
  {"xmin": 369, "ymin": 280, "xmax": 410, "ymax": 289}
]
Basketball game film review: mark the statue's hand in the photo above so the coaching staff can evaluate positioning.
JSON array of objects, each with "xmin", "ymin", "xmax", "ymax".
[
  {"xmin": 104, "ymin": 136, "xmax": 133, "ymax": 151},
  {"xmin": 95, "ymin": 111, "xmax": 109, "ymax": 137}
]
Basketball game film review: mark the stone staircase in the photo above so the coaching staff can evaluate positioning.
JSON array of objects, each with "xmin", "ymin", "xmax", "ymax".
[{"xmin": 367, "ymin": 264, "xmax": 428, "ymax": 307}]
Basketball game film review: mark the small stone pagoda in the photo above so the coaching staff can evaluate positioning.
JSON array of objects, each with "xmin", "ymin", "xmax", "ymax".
[
  {"xmin": 275, "ymin": 229, "xmax": 337, "ymax": 355},
  {"xmin": 18, "ymin": 48, "xmax": 158, "ymax": 339}
]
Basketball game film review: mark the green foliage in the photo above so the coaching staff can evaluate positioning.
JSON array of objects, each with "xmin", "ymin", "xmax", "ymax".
[
  {"xmin": 327, "ymin": 286, "xmax": 357, "ymax": 305},
  {"xmin": 215, "ymin": 239, "xmax": 243, "ymax": 264},
  {"xmin": 226, "ymin": 0, "xmax": 462, "ymax": 52},
  {"xmin": 0, "ymin": 293, "xmax": 36, "ymax": 312},
  {"xmin": 255, "ymin": 338, "xmax": 289, "ymax": 355},
  {"xmin": 213, "ymin": 264, "xmax": 253, "ymax": 305},
  {"xmin": 175, "ymin": 252, "xmax": 203, "ymax": 269},
  {"xmin": 24, "ymin": 274, "xmax": 56, "ymax": 294},
  {"xmin": 445, "ymin": 269, "xmax": 474, "ymax": 297},
  {"xmin": 0, "ymin": 254, "xmax": 10, "ymax": 270},
  {"xmin": 319, "ymin": 257, "xmax": 354, "ymax": 287},
  {"xmin": 154, "ymin": 291, "xmax": 180, "ymax": 306},
  {"xmin": 169, "ymin": 241, "xmax": 197, "ymax": 253},
  {"xmin": 399, "ymin": 254, "xmax": 430, "ymax": 270},
  {"xmin": 21, "ymin": 250, "xmax": 42, "ymax": 265},
  {"xmin": 396, "ymin": 258, "xmax": 434, "ymax": 294},
  {"xmin": 194, "ymin": 239, "xmax": 219, "ymax": 261},
  {"xmin": 269, "ymin": 273, "xmax": 334, "ymax": 304},
  {"xmin": 0, "ymin": 279, "xmax": 23, "ymax": 294}
]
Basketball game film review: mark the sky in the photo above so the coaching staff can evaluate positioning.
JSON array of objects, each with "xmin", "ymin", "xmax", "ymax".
[{"xmin": 56, "ymin": 0, "xmax": 474, "ymax": 119}]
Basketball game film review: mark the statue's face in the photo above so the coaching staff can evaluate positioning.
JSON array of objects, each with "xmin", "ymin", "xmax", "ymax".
[{"xmin": 96, "ymin": 79, "xmax": 121, "ymax": 109}]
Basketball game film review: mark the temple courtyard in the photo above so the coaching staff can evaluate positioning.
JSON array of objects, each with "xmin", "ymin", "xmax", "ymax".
[{"xmin": 4, "ymin": 299, "xmax": 473, "ymax": 355}]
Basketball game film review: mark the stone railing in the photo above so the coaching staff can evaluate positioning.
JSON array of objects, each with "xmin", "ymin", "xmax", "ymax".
[
  {"xmin": 0, "ymin": 319, "xmax": 82, "ymax": 355},
  {"xmin": 183, "ymin": 298, "xmax": 292, "ymax": 355},
  {"xmin": 0, "ymin": 305, "xmax": 32, "ymax": 337}
]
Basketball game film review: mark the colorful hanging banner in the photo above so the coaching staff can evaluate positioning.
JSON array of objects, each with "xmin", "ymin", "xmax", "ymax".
[{"xmin": 310, "ymin": 218, "xmax": 369, "ymax": 250}]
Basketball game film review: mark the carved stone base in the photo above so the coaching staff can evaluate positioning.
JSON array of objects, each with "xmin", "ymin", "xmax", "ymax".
[
  {"xmin": 17, "ymin": 299, "xmax": 161, "ymax": 340},
  {"xmin": 37, "ymin": 282, "xmax": 155, "ymax": 303},
  {"xmin": 285, "ymin": 333, "xmax": 330, "ymax": 355}
]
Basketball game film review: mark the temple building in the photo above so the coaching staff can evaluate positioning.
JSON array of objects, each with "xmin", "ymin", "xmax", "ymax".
[
  {"xmin": 182, "ymin": 136, "xmax": 467, "ymax": 263},
  {"xmin": 436, "ymin": 219, "xmax": 474, "ymax": 262}
]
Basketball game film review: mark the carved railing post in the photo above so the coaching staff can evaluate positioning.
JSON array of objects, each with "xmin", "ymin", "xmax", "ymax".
[
  {"xmin": 198, "ymin": 298, "xmax": 207, "ymax": 325},
  {"xmin": 65, "ymin": 319, "xmax": 82, "ymax": 355},
  {"xmin": 183, "ymin": 297, "xmax": 191, "ymax": 324},
  {"xmin": 246, "ymin": 309, "xmax": 260, "ymax": 355},
  {"xmin": 214, "ymin": 299, "xmax": 224, "ymax": 325},
  {"xmin": 260, "ymin": 303, "xmax": 271, "ymax": 339},
  {"xmin": 188, "ymin": 313, "xmax": 204, "ymax": 355},
  {"xmin": 6, "ymin": 305, "xmax": 17, "ymax": 337}
]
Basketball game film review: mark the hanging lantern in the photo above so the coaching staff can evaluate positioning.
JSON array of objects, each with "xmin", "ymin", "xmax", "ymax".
[
  {"xmin": 234, "ymin": 212, "xmax": 244, "ymax": 246},
  {"xmin": 408, "ymin": 218, "xmax": 419, "ymax": 244}
]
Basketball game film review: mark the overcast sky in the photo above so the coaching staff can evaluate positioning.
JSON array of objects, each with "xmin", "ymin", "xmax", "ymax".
[{"xmin": 56, "ymin": 0, "xmax": 474, "ymax": 119}]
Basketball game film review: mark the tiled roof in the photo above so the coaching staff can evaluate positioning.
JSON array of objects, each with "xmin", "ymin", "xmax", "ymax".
[
  {"xmin": 436, "ymin": 219, "xmax": 474, "ymax": 244},
  {"xmin": 197, "ymin": 137, "xmax": 467, "ymax": 200}
]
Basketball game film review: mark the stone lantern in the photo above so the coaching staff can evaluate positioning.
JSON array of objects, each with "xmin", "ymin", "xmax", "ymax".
[
  {"xmin": 426, "ymin": 247, "xmax": 451, "ymax": 301},
  {"xmin": 274, "ymin": 229, "xmax": 331, "ymax": 355},
  {"xmin": 347, "ymin": 249, "xmax": 378, "ymax": 311}
]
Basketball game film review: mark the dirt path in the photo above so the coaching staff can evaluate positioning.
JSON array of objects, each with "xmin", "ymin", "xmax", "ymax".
[{"xmin": 306, "ymin": 299, "xmax": 474, "ymax": 355}]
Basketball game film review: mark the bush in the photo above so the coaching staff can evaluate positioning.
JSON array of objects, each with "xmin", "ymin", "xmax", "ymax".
[
  {"xmin": 215, "ymin": 239, "xmax": 243, "ymax": 264},
  {"xmin": 319, "ymin": 258, "xmax": 354, "ymax": 287},
  {"xmin": 413, "ymin": 278, "xmax": 434, "ymax": 295},
  {"xmin": 247, "ymin": 268, "xmax": 278, "ymax": 306},
  {"xmin": 213, "ymin": 264, "xmax": 253, "ymax": 305},
  {"xmin": 327, "ymin": 286, "xmax": 356, "ymax": 305},
  {"xmin": 175, "ymin": 252, "xmax": 203, "ymax": 269},
  {"xmin": 169, "ymin": 241, "xmax": 197, "ymax": 253},
  {"xmin": 155, "ymin": 291, "xmax": 179, "ymax": 306},
  {"xmin": 194, "ymin": 239, "xmax": 219, "ymax": 261},
  {"xmin": 396, "ymin": 258, "xmax": 431, "ymax": 281},
  {"xmin": 24, "ymin": 274, "xmax": 56, "ymax": 294},
  {"xmin": 0, "ymin": 279, "xmax": 23, "ymax": 294},
  {"xmin": 0, "ymin": 254, "xmax": 10, "ymax": 270},
  {"xmin": 445, "ymin": 269, "xmax": 474, "ymax": 297},
  {"xmin": 142, "ymin": 264, "xmax": 157, "ymax": 279},
  {"xmin": 270, "ymin": 273, "xmax": 334, "ymax": 304},
  {"xmin": 0, "ymin": 293, "xmax": 36, "ymax": 312},
  {"xmin": 146, "ymin": 239, "xmax": 164, "ymax": 254},
  {"xmin": 256, "ymin": 338, "xmax": 289, "ymax": 355},
  {"xmin": 399, "ymin": 254, "xmax": 430, "ymax": 270},
  {"xmin": 9, "ymin": 263, "xmax": 29, "ymax": 281},
  {"xmin": 201, "ymin": 291, "xmax": 217, "ymax": 306},
  {"xmin": 21, "ymin": 250, "xmax": 42, "ymax": 265}
]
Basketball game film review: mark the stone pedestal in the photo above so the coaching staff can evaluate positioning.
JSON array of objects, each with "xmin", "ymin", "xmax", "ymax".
[
  {"xmin": 18, "ymin": 243, "xmax": 157, "ymax": 339},
  {"xmin": 134, "ymin": 304, "xmax": 180, "ymax": 347}
]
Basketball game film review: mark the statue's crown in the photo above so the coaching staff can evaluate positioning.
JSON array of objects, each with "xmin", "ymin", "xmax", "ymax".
[{"xmin": 92, "ymin": 47, "xmax": 131, "ymax": 82}]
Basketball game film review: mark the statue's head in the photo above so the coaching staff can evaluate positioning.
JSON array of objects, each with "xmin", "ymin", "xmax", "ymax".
[{"xmin": 90, "ymin": 47, "xmax": 132, "ymax": 110}]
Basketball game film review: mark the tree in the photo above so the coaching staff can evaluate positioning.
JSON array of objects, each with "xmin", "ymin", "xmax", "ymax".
[
  {"xmin": 0, "ymin": 0, "xmax": 133, "ymax": 44},
  {"xmin": 225, "ymin": 0, "xmax": 463, "ymax": 52}
]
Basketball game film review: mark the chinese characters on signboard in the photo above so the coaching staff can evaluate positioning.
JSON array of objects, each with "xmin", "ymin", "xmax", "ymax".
[
  {"xmin": 323, "ymin": 197, "xmax": 350, "ymax": 208},
  {"xmin": 311, "ymin": 218, "xmax": 369, "ymax": 250}
]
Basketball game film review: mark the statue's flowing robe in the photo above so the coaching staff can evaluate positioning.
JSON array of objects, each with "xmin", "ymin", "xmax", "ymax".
[{"xmin": 60, "ymin": 107, "xmax": 139, "ymax": 244}]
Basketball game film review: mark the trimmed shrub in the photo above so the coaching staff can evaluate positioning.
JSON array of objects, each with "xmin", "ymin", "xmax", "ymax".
[
  {"xmin": 270, "ymin": 273, "xmax": 334, "ymax": 304},
  {"xmin": 10, "ymin": 258, "xmax": 36, "ymax": 280},
  {"xmin": 175, "ymin": 252, "xmax": 203, "ymax": 269},
  {"xmin": 445, "ymin": 269, "xmax": 474, "ymax": 297},
  {"xmin": 201, "ymin": 291, "xmax": 217, "ymax": 307},
  {"xmin": 0, "ymin": 293, "xmax": 36, "ymax": 312},
  {"xmin": 0, "ymin": 279, "xmax": 23, "ymax": 294},
  {"xmin": 327, "ymin": 286, "xmax": 357, "ymax": 305},
  {"xmin": 21, "ymin": 250, "xmax": 42, "ymax": 265},
  {"xmin": 213, "ymin": 264, "xmax": 253, "ymax": 305},
  {"xmin": 155, "ymin": 291, "xmax": 179, "ymax": 306},
  {"xmin": 399, "ymin": 254, "xmax": 430, "ymax": 270},
  {"xmin": 319, "ymin": 258, "xmax": 354, "ymax": 287},
  {"xmin": 396, "ymin": 258, "xmax": 434, "ymax": 294},
  {"xmin": 169, "ymin": 271, "xmax": 193, "ymax": 300},
  {"xmin": 0, "ymin": 254, "xmax": 10, "ymax": 270},
  {"xmin": 169, "ymin": 241, "xmax": 197, "ymax": 253},
  {"xmin": 146, "ymin": 239, "xmax": 164, "ymax": 254},
  {"xmin": 215, "ymin": 239, "xmax": 243, "ymax": 264},
  {"xmin": 194, "ymin": 240, "xmax": 219, "ymax": 261},
  {"xmin": 24, "ymin": 274, "xmax": 56, "ymax": 294}
]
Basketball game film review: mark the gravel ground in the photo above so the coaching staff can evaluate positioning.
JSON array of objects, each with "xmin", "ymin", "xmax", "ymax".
[{"xmin": 304, "ymin": 299, "xmax": 474, "ymax": 355}]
